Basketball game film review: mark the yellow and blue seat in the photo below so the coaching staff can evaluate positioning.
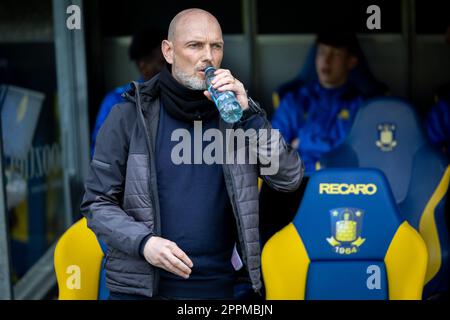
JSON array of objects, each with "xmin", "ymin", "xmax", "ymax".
[
  {"xmin": 262, "ymin": 168, "xmax": 427, "ymax": 300},
  {"xmin": 318, "ymin": 97, "xmax": 450, "ymax": 298},
  {"xmin": 54, "ymin": 218, "xmax": 109, "ymax": 300}
]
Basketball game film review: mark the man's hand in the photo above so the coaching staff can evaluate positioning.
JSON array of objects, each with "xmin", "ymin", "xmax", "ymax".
[
  {"xmin": 203, "ymin": 69, "xmax": 249, "ymax": 110},
  {"xmin": 143, "ymin": 236, "xmax": 193, "ymax": 279}
]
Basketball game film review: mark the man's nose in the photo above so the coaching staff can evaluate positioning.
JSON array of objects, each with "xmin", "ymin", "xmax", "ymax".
[
  {"xmin": 203, "ymin": 45, "xmax": 213, "ymax": 62},
  {"xmin": 323, "ymin": 53, "xmax": 332, "ymax": 65}
]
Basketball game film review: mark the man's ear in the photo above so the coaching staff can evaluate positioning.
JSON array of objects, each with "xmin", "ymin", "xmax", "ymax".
[
  {"xmin": 161, "ymin": 40, "xmax": 174, "ymax": 64},
  {"xmin": 347, "ymin": 55, "xmax": 358, "ymax": 71}
]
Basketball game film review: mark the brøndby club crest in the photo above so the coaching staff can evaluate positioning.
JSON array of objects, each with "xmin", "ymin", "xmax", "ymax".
[
  {"xmin": 326, "ymin": 208, "xmax": 366, "ymax": 255},
  {"xmin": 376, "ymin": 123, "xmax": 397, "ymax": 151}
]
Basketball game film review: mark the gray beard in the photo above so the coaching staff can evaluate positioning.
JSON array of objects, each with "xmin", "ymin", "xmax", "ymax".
[{"xmin": 172, "ymin": 64, "xmax": 207, "ymax": 90}]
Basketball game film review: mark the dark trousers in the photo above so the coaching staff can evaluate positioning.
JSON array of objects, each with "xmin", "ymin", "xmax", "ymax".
[{"xmin": 108, "ymin": 292, "xmax": 169, "ymax": 300}]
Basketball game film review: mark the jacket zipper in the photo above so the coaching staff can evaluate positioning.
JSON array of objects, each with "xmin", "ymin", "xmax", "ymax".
[
  {"xmin": 223, "ymin": 165, "xmax": 247, "ymax": 264},
  {"xmin": 220, "ymin": 122, "xmax": 251, "ymax": 288},
  {"xmin": 133, "ymin": 82, "xmax": 161, "ymax": 295}
]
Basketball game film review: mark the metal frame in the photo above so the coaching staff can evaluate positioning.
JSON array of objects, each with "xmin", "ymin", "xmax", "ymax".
[
  {"xmin": 0, "ymin": 0, "xmax": 90, "ymax": 300},
  {"xmin": 402, "ymin": 0, "xmax": 416, "ymax": 101},
  {"xmin": 12, "ymin": 0, "xmax": 90, "ymax": 300},
  {"xmin": 0, "ymin": 86, "xmax": 13, "ymax": 299},
  {"xmin": 242, "ymin": 0, "xmax": 258, "ymax": 96},
  {"xmin": 13, "ymin": 243, "xmax": 56, "ymax": 300},
  {"xmin": 53, "ymin": 0, "xmax": 90, "ymax": 228}
]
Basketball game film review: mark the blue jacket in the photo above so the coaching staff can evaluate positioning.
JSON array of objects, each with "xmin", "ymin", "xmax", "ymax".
[
  {"xmin": 425, "ymin": 94, "xmax": 450, "ymax": 153},
  {"xmin": 272, "ymin": 81, "xmax": 364, "ymax": 173},
  {"xmin": 91, "ymin": 83, "xmax": 132, "ymax": 158}
]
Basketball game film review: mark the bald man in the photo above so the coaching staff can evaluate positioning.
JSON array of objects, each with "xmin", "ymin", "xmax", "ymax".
[{"xmin": 81, "ymin": 8, "xmax": 303, "ymax": 300}]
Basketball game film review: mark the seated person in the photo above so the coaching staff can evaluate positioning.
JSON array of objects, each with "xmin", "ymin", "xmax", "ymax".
[
  {"xmin": 91, "ymin": 28, "xmax": 165, "ymax": 156},
  {"xmin": 424, "ymin": 86, "xmax": 450, "ymax": 157},
  {"xmin": 271, "ymin": 29, "xmax": 365, "ymax": 174},
  {"xmin": 275, "ymin": 41, "xmax": 387, "ymax": 105}
]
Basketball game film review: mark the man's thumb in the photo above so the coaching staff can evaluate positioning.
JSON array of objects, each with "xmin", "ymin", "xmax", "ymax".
[{"xmin": 204, "ymin": 90, "xmax": 212, "ymax": 101}]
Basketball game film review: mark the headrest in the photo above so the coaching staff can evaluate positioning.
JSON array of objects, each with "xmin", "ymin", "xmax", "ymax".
[
  {"xmin": 348, "ymin": 97, "xmax": 426, "ymax": 153},
  {"xmin": 293, "ymin": 168, "xmax": 404, "ymax": 260},
  {"xmin": 323, "ymin": 97, "xmax": 428, "ymax": 203}
]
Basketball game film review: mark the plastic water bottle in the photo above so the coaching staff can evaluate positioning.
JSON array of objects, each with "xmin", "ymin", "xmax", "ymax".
[{"xmin": 205, "ymin": 66, "xmax": 243, "ymax": 123}]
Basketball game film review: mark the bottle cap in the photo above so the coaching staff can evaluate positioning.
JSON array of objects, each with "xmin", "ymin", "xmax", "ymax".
[
  {"xmin": 204, "ymin": 66, "xmax": 216, "ymax": 75},
  {"xmin": 204, "ymin": 67, "xmax": 216, "ymax": 86}
]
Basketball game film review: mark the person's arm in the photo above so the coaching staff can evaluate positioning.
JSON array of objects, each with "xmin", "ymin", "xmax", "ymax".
[
  {"xmin": 82, "ymin": 101, "xmax": 194, "ymax": 278},
  {"xmin": 204, "ymin": 69, "xmax": 304, "ymax": 192},
  {"xmin": 271, "ymin": 93, "xmax": 302, "ymax": 144},
  {"xmin": 425, "ymin": 99, "xmax": 450, "ymax": 149},
  {"xmin": 239, "ymin": 99, "xmax": 304, "ymax": 192},
  {"xmin": 81, "ymin": 103, "xmax": 152, "ymax": 257},
  {"xmin": 90, "ymin": 92, "xmax": 123, "ymax": 158}
]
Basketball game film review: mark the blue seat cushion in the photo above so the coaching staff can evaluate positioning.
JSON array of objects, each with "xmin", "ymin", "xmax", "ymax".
[{"xmin": 306, "ymin": 261, "xmax": 388, "ymax": 300}]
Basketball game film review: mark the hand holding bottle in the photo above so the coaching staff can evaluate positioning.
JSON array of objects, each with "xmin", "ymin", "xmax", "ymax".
[{"xmin": 203, "ymin": 67, "xmax": 249, "ymax": 123}]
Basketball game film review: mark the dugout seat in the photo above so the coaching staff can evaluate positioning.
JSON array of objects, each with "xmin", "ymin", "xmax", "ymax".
[
  {"xmin": 262, "ymin": 168, "xmax": 427, "ymax": 300},
  {"xmin": 318, "ymin": 97, "xmax": 450, "ymax": 298},
  {"xmin": 54, "ymin": 218, "xmax": 109, "ymax": 300}
]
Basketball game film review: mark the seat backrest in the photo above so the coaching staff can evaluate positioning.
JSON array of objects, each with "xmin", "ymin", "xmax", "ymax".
[
  {"xmin": 54, "ymin": 218, "xmax": 106, "ymax": 300},
  {"xmin": 319, "ymin": 97, "xmax": 450, "ymax": 297},
  {"xmin": 262, "ymin": 168, "xmax": 428, "ymax": 300}
]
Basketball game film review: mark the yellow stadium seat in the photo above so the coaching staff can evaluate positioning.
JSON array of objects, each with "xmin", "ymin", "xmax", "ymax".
[{"xmin": 54, "ymin": 218, "xmax": 105, "ymax": 300}]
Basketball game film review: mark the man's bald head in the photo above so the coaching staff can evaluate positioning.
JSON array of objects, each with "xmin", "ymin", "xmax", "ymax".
[
  {"xmin": 162, "ymin": 8, "xmax": 224, "ymax": 90},
  {"xmin": 167, "ymin": 8, "xmax": 221, "ymax": 42}
]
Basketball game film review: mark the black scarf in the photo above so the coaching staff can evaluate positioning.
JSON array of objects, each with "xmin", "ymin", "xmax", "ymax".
[{"xmin": 158, "ymin": 64, "xmax": 218, "ymax": 122}]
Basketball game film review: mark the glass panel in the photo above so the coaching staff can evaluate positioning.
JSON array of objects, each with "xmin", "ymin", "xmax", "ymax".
[{"xmin": 0, "ymin": 0, "xmax": 67, "ymax": 284}]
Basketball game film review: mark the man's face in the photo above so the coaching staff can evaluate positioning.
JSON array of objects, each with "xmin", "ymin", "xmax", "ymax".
[
  {"xmin": 162, "ymin": 15, "xmax": 224, "ymax": 90},
  {"xmin": 315, "ymin": 43, "xmax": 357, "ymax": 88}
]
